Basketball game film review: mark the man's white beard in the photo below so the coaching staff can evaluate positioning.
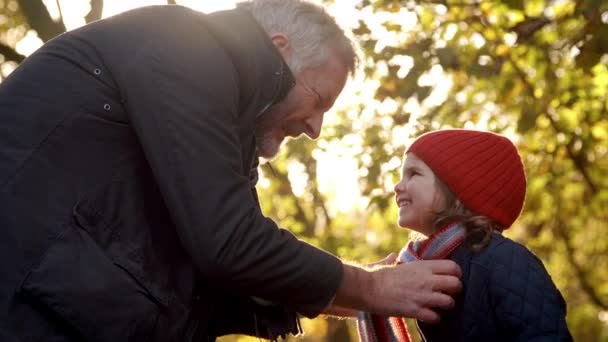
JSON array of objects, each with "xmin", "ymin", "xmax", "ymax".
[
  {"xmin": 255, "ymin": 128, "xmax": 282, "ymax": 160},
  {"xmin": 255, "ymin": 102, "xmax": 287, "ymax": 160}
]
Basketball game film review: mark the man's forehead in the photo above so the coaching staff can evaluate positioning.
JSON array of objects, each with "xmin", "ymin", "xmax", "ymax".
[{"xmin": 312, "ymin": 65, "xmax": 348, "ymax": 105}]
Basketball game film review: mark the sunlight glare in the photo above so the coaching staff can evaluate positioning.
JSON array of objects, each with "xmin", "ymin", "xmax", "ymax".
[
  {"xmin": 102, "ymin": 0, "xmax": 166, "ymax": 18},
  {"xmin": 15, "ymin": 30, "xmax": 43, "ymax": 55},
  {"xmin": 41, "ymin": 0, "xmax": 61, "ymax": 20},
  {"xmin": 58, "ymin": 0, "xmax": 87, "ymax": 30},
  {"xmin": 177, "ymin": 0, "xmax": 237, "ymax": 13},
  {"xmin": 287, "ymin": 161, "xmax": 308, "ymax": 197}
]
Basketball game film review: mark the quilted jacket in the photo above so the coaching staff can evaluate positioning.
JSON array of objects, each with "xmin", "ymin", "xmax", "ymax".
[{"xmin": 417, "ymin": 232, "xmax": 572, "ymax": 341}]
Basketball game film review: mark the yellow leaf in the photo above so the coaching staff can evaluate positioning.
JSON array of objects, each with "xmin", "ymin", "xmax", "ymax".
[{"xmin": 496, "ymin": 44, "xmax": 510, "ymax": 56}]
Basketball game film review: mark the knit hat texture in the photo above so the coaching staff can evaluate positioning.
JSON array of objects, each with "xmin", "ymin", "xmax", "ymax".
[{"xmin": 407, "ymin": 129, "xmax": 526, "ymax": 230}]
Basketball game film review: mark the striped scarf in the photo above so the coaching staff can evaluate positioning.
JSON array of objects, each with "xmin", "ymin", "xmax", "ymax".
[{"xmin": 356, "ymin": 223, "xmax": 466, "ymax": 342}]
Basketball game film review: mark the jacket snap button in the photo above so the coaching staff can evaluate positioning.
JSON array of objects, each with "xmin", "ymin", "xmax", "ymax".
[
  {"xmin": 94, "ymin": 68, "xmax": 101, "ymax": 75},
  {"xmin": 103, "ymin": 104, "xmax": 111, "ymax": 111}
]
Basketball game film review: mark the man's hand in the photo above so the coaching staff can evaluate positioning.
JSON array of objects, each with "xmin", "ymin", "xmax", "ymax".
[
  {"xmin": 333, "ymin": 260, "xmax": 462, "ymax": 323},
  {"xmin": 323, "ymin": 253, "xmax": 398, "ymax": 318}
]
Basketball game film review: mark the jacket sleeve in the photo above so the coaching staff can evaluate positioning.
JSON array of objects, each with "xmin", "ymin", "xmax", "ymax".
[
  {"xmin": 488, "ymin": 242, "xmax": 572, "ymax": 341},
  {"xmin": 118, "ymin": 23, "xmax": 342, "ymax": 318}
]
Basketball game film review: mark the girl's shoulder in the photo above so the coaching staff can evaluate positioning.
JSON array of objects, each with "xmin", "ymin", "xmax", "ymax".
[
  {"xmin": 460, "ymin": 235, "xmax": 570, "ymax": 340},
  {"xmin": 466, "ymin": 232, "xmax": 548, "ymax": 272}
]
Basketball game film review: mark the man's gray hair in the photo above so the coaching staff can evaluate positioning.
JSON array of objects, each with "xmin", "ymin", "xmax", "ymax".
[{"xmin": 236, "ymin": 0, "xmax": 359, "ymax": 76}]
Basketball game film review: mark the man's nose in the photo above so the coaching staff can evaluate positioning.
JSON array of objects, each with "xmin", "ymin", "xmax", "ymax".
[{"xmin": 305, "ymin": 112, "xmax": 324, "ymax": 139}]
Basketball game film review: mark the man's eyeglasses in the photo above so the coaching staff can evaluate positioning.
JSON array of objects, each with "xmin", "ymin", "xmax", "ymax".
[{"xmin": 299, "ymin": 80, "xmax": 322, "ymax": 108}]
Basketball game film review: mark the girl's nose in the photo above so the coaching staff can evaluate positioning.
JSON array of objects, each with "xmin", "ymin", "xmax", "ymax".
[{"xmin": 394, "ymin": 179, "xmax": 405, "ymax": 193}]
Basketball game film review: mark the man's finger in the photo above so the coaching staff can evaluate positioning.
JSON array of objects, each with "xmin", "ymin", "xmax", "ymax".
[
  {"xmin": 426, "ymin": 292, "xmax": 455, "ymax": 310},
  {"xmin": 416, "ymin": 307, "xmax": 441, "ymax": 324},
  {"xmin": 432, "ymin": 274, "xmax": 462, "ymax": 295},
  {"xmin": 426, "ymin": 259, "xmax": 462, "ymax": 277}
]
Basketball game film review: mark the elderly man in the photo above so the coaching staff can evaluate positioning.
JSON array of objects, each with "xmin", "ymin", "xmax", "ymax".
[{"xmin": 0, "ymin": 0, "xmax": 461, "ymax": 340}]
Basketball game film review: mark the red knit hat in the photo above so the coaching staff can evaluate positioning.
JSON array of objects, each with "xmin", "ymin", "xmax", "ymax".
[{"xmin": 407, "ymin": 129, "xmax": 526, "ymax": 230}]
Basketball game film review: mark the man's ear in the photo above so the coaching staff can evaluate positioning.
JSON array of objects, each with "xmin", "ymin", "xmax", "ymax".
[{"xmin": 270, "ymin": 33, "xmax": 292, "ymax": 59}]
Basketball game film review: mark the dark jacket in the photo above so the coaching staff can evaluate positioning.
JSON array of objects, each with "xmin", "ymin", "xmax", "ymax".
[
  {"xmin": 418, "ymin": 233, "xmax": 572, "ymax": 341},
  {"xmin": 0, "ymin": 5, "xmax": 342, "ymax": 341}
]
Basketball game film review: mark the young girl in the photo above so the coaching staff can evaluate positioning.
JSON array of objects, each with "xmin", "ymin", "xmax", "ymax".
[{"xmin": 357, "ymin": 129, "xmax": 572, "ymax": 341}]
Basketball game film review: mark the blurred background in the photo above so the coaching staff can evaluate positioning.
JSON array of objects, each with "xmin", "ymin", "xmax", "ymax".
[{"xmin": 1, "ymin": 0, "xmax": 607, "ymax": 340}]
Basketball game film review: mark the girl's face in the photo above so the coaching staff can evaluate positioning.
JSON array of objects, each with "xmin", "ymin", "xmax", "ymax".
[{"xmin": 394, "ymin": 153, "xmax": 448, "ymax": 236}]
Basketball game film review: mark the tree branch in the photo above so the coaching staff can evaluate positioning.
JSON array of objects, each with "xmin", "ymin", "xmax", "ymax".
[
  {"xmin": 17, "ymin": 0, "xmax": 66, "ymax": 42},
  {"xmin": 0, "ymin": 43, "xmax": 26, "ymax": 63},
  {"xmin": 85, "ymin": 0, "xmax": 104, "ymax": 23},
  {"xmin": 565, "ymin": 134, "xmax": 598, "ymax": 195}
]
